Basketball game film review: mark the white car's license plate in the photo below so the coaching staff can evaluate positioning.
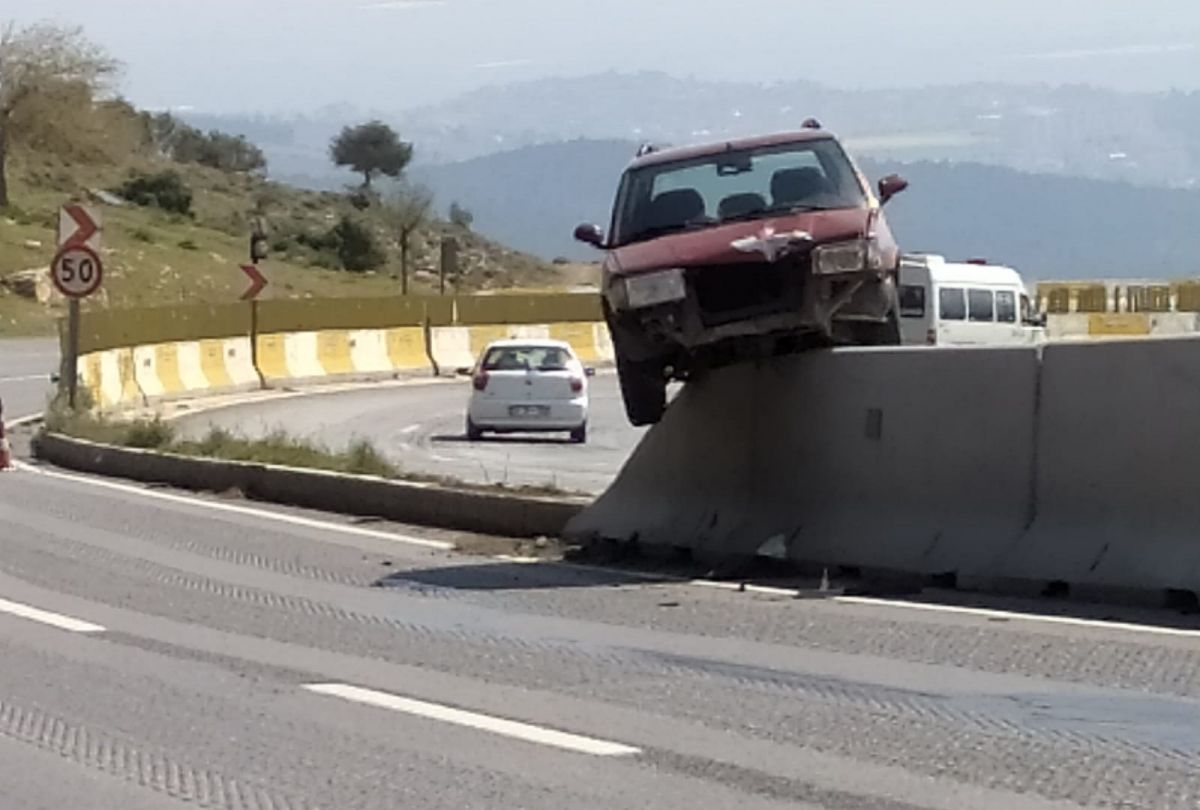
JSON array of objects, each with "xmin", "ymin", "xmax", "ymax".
[{"xmin": 509, "ymin": 405, "xmax": 549, "ymax": 418}]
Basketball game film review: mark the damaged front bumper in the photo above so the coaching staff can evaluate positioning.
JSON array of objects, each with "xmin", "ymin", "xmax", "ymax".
[{"xmin": 606, "ymin": 247, "xmax": 895, "ymax": 363}]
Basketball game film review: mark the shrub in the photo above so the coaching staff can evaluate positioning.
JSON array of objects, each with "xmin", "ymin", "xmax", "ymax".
[
  {"xmin": 115, "ymin": 170, "xmax": 193, "ymax": 216},
  {"xmin": 332, "ymin": 215, "xmax": 386, "ymax": 272}
]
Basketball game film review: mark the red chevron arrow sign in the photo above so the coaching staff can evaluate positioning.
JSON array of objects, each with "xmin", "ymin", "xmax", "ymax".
[
  {"xmin": 240, "ymin": 264, "xmax": 267, "ymax": 300},
  {"xmin": 58, "ymin": 204, "xmax": 100, "ymax": 251}
]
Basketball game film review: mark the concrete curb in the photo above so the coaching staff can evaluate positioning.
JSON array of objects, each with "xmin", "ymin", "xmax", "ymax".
[
  {"xmin": 8, "ymin": 413, "xmax": 44, "ymax": 429},
  {"xmin": 33, "ymin": 432, "xmax": 587, "ymax": 539}
]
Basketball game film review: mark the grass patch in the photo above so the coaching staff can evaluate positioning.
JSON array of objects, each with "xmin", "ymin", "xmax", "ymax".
[
  {"xmin": 45, "ymin": 406, "xmax": 175, "ymax": 449},
  {"xmin": 43, "ymin": 404, "xmax": 579, "ymax": 496},
  {"xmin": 172, "ymin": 427, "xmax": 399, "ymax": 478}
]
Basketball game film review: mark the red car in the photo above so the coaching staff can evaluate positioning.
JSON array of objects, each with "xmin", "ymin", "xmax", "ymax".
[{"xmin": 575, "ymin": 123, "xmax": 908, "ymax": 425}]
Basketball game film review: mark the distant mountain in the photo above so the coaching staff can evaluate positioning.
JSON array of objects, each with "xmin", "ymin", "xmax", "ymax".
[
  {"xmin": 190, "ymin": 72, "xmax": 1200, "ymax": 192},
  {"xmin": 396, "ymin": 72, "xmax": 1200, "ymax": 189},
  {"xmin": 412, "ymin": 138, "xmax": 1200, "ymax": 280},
  {"xmin": 410, "ymin": 139, "xmax": 633, "ymax": 259}
]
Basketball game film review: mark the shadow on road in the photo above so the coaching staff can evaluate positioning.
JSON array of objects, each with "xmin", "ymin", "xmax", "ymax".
[
  {"xmin": 374, "ymin": 561, "xmax": 666, "ymax": 591},
  {"xmin": 432, "ymin": 433, "xmax": 574, "ymax": 446}
]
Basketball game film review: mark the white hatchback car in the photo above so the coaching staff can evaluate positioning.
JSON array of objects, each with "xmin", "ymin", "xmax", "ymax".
[{"xmin": 466, "ymin": 339, "xmax": 593, "ymax": 443}]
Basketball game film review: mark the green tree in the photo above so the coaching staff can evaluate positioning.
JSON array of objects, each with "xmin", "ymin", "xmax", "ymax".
[
  {"xmin": 449, "ymin": 201, "xmax": 473, "ymax": 230},
  {"xmin": 330, "ymin": 120, "xmax": 412, "ymax": 189},
  {"xmin": 0, "ymin": 22, "xmax": 118, "ymax": 206},
  {"xmin": 386, "ymin": 185, "xmax": 434, "ymax": 294}
]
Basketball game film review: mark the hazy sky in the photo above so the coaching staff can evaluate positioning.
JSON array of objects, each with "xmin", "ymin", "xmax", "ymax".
[{"xmin": 4, "ymin": 0, "xmax": 1200, "ymax": 112}]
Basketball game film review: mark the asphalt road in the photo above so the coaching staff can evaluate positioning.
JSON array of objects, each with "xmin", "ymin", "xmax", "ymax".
[
  {"xmin": 3, "ymin": 457, "xmax": 1200, "ymax": 808},
  {"xmin": 175, "ymin": 375, "xmax": 648, "ymax": 494},
  {"xmin": 0, "ymin": 338, "xmax": 58, "ymax": 422}
]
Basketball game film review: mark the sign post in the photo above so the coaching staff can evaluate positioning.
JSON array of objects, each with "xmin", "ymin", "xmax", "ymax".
[{"xmin": 55, "ymin": 204, "xmax": 103, "ymax": 409}]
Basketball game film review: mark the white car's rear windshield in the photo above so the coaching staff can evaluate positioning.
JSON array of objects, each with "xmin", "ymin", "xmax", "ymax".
[{"xmin": 482, "ymin": 345, "xmax": 573, "ymax": 371}]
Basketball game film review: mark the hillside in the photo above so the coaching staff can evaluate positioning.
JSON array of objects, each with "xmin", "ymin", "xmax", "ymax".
[
  {"xmin": 411, "ymin": 138, "xmax": 1200, "ymax": 280},
  {"xmin": 0, "ymin": 153, "xmax": 561, "ymax": 337}
]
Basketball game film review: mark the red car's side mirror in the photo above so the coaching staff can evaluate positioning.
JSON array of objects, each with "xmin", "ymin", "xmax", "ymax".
[
  {"xmin": 574, "ymin": 223, "xmax": 605, "ymax": 248},
  {"xmin": 878, "ymin": 174, "xmax": 909, "ymax": 205}
]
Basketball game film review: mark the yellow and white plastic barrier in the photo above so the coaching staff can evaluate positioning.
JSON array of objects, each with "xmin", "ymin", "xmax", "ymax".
[
  {"xmin": 430, "ymin": 323, "xmax": 614, "ymax": 371},
  {"xmin": 70, "ymin": 293, "xmax": 612, "ymax": 411},
  {"xmin": 256, "ymin": 327, "xmax": 429, "ymax": 384}
]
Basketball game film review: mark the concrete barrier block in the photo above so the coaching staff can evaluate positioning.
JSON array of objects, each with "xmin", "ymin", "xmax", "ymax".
[
  {"xmin": 133, "ymin": 345, "xmax": 165, "ymax": 398},
  {"xmin": 995, "ymin": 338, "xmax": 1200, "ymax": 593},
  {"xmin": 430, "ymin": 326, "xmax": 475, "ymax": 373},
  {"xmin": 349, "ymin": 329, "xmax": 391, "ymax": 374},
  {"xmin": 386, "ymin": 327, "xmax": 428, "ymax": 372},
  {"xmin": 223, "ymin": 338, "xmax": 260, "ymax": 388},
  {"xmin": 33, "ymin": 433, "xmax": 585, "ymax": 539},
  {"xmin": 755, "ymin": 347, "xmax": 1038, "ymax": 575},
  {"xmin": 570, "ymin": 346, "xmax": 1040, "ymax": 577},
  {"xmin": 567, "ymin": 361, "xmax": 760, "ymax": 553},
  {"xmin": 284, "ymin": 331, "xmax": 324, "ymax": 380},
  {"xmin": 177, "ymin": 341, "xmax": 210, "ymax": 392}
]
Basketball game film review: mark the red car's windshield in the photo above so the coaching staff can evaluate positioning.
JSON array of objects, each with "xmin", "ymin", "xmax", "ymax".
[{"xmin": 611, "ymin": 138, "xmax": 866, "ymax": 246}]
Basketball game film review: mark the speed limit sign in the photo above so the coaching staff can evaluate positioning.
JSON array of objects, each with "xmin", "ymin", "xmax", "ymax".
[{"xmin": 51, "ymin": 245, "xmax": 103, "ymax": 298}]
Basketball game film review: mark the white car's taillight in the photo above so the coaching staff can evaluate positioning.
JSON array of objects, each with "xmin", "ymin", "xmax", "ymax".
[
  {"xmin": 472, "ymin": 372, "xmax": 489, "ymax": 391},
  {"xmin": 569, "ymin": 377, "xmax": 584, "ymax": 394}
]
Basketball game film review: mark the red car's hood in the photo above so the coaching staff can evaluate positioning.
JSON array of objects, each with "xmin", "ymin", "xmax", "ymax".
[{"xmin": 609, "ymin": 208, "xmax": 872, "ymax": 275}]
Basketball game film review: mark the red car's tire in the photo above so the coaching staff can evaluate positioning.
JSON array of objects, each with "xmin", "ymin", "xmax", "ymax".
[{"xmin": 617, "ymin": 357, "xmax": 666, "ymax": 426}]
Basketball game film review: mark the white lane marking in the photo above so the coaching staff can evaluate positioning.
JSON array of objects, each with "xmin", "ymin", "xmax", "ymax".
[
  {"xmin": 0, "ymin": 597, "xmax": 105, "ymax": 634},
  {"xmin": 488, "ymin": 555, "xmax": 1200, "ymax": 640},
  {"xmin": 13, "ymin": 463, "xmax": 454, "ymax": 551},
  {"xmin": 399, "ymin": 424, "xmax": 422, "ymax": 435},
  {"xmin": 833, "ymin": 595, "xmax": 1200, "ymax": 639},
  {"xmin": 688, "ymin": 579, "xmax": 799, "ymax": 597},
  {"xmin": 0, "ymin": 374, "xmax": 48, "ymax": 383},
  {"xmin": 304, "ymin": 683, "xmax": 640, "ymax": 757}
]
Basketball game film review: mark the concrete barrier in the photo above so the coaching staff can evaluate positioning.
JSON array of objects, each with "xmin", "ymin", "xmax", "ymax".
[
  {"xmin": 427, "ymin": 326, "xmax": 473, "ymax": 374},
  {"xmin": 568, "ymin": 346, "xmax": 1039, "ymax": 576},
  {"xmin": 80, "ymin": 348, "xmax": 141, "ymax": 409},
  {"xmin": 565, "ymin": 361, "xmax": 760, "ymax": 552},
  {"xmin": 754, "ymin": 347, "xmax": 1038, "ymax": 575},
  {"xmin": 1046, "ymin": 312, "xmax": 1200, "ymax": 340},
  {"xmin": 986, "ymin": 339, "xmax": 1200, "ymax": 596},
  {"xmin": 33, "ymin": 432, "xmax": 586, "ymax": 539}
]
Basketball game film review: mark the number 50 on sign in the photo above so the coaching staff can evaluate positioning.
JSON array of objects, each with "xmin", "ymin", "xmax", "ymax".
[{"xmin": 52, "ymin": 245, "xmax": 103, "ymax": 298}]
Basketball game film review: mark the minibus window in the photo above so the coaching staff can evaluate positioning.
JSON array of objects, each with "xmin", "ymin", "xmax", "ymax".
[
  {"xmin": 939, "ymin": 287, "xmax": 966, "ymax": 320},
  {"xmin": 899, "ymin": 284, "xmax": 925, "ymax": 317},
  {"xmin": 968, "ymin": 289, "xmax": 994, "ymax": 322},
  {"xmin": 996, "ymin": 291, "xmax": 1016, "ymax": 323}
]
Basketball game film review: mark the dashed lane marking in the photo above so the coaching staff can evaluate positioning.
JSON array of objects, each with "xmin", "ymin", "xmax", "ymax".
[
  {"xmin": 303, "ymin": 682, "xmax": 641, "ymax": 756},
  {"xmin": 0, "ymin": 596, "xmax": 105, "ymax": 634}
]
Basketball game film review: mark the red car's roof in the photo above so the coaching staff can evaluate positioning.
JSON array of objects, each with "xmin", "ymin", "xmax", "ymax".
[{"xmin": 627, "ymin": 130, "xmax": 835, "ymax": 170}]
